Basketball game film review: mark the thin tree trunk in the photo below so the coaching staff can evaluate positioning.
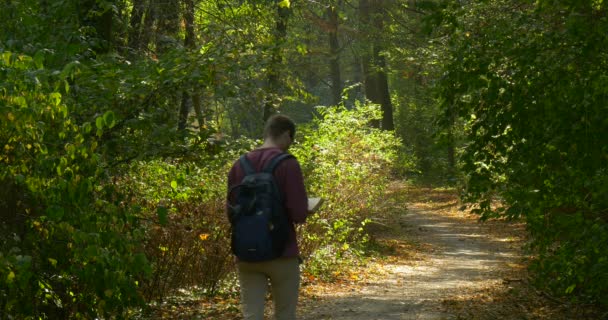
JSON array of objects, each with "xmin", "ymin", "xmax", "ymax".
[
  {"xmin": 140, "ymin": 0, "xmax": 156, "ymax": 52},
  {"xmin": 360, "ymin": 0, "xmax": 380, "ymax": 126},
  {"xmin": 184, "ymin": 0, "xmax": 195, "ymax": 49},
  {"xmin": 78, "ymin": 0, "xmax": 113, "ymax": 53},
  {"xmin": 178, "ymin": 0, "xmax": 200, "ymax": 133},
  {"xmin": 128, "ymin": 0, "xmax": 146, "ymax": 51},
  {"xmin": 359, "ymin": 0, "xmax": 394, "ymax": 130},
  {"xmin": 98, "ymin": 6, "xmax": 113, "ymax": 53},
  {"xmin": 447, "ymin": 103, "xmax": 456, "ymax": 172},
  {"xmin": 192, "ymin": 92, "xmax": 205, "ymax": 132},
  {"xmin": 447, "ymin": 129, "xmax": 455, "ymax": 171},
  {"xmin": 155, "ymin": 0, "xmax": 180, "ymax": 54},
  {"xmin": 178, "ymin": 93, "xmax": 191, "ymax": 132},
  {"xmin": 352, "ymin": 51, "xmax": 365, "ymax": 106},
  {"xmin": 328, "ymin": 4, "xmax": 342, "ymax": 106},
  {"xmin": 264, "ymin": 3, "xmax": 289, "ymax": 121},
  {"xmin": 375, "ymin": 45, "xmax": 394, "ymax": 130},
  {"xmin": 359, "ymin": 0, "xmax": 376, "ymax": 102}
]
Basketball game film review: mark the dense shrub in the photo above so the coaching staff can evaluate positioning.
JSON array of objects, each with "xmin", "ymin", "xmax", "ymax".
[
  {"xmin": 292, "ymin": 103, "xmax": 401, "ymax": 276},
  {"xmin": 121, "ymin": 103, "xmax": 401, "ymax": 297},
  {"xmin": 1, "ymin": 49, "xmax": 401, "ymax": 317},
  {"xmin": 1, "ymin": 52, "xmax": 150, "ymax": 318},
  {"xmin": 437, "ymin": 0, "xmax": 608, "ymax": 306},
  {"xmin": 119, "ymin": 157, "xmax": 237, "ymax": 302}
]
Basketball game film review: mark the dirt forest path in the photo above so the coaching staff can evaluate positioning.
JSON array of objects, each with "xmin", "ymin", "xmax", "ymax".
[{"xmin": 297, "ymin": 183, "xmax": 598, "ymax": 320}]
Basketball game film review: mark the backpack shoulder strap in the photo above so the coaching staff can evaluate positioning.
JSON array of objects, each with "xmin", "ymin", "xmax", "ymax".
[
  {"xmin": 262, "ymin": 153, "xmax": 294, "ymax": 174},
  {"xmin": 239, "ymin": 154, "xmax": 256, "ymax": 175}
]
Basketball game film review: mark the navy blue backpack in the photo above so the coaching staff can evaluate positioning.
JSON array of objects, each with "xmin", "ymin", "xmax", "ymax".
[{"xmin": 228, "ymin": 153, "xmax": 292, "ymax": 262}]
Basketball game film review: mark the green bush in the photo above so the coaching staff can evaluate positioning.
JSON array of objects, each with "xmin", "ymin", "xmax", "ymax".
[
  {"xmin": 118, "ymin": 157, "xmax": 236, "ymax": 302},
  {"xmin": 2, "ymin": 58, "xmax": 403, "ymax": 317},
  {"xmin": 292, "ymin": 102, "xmax": 401, "ymax": 277},
  {"xmin": 1, "ymin": 51, "xmax": 150, "ymax": 318},
  {"xmin": 120, "ymin": 102, "xmax": 402, "ymax": 293},
  {"xmin": 436, "ymin": 0, "xmax": 608, "ymax": 306},
  {"xmin": 113, "ymin": 137, "xmax": 259, "ymax": 302}
]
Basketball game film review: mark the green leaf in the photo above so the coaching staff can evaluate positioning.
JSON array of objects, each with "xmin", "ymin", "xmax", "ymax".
[
  {"xmin": 83, "ymin": 122, "xmax": 92, "ymax": 134},
  {"xmin": 7, "ymin": 271, "xmax": 15, "ymax": 283},
  {"xmin": 13, "ymin": 96, "xmax": 27, "ymax": 108},
  {"xmin": 170, "ymin": 180, "xmax": 178, "ymax": 190},
  {"xmin": 103, "ymin": 111, "xmax": 116, "ymax": 129},
  {"xmin": 1, "ymin": 51, "xmax": 11, "ymax": 66},
  {"xmin": 34, "ymin": 51, "xmax": 44, "ymax": 69},
  {"xmin": 96, "ymin": 117, "xmax": 104, "ymax": 130},
  {"xmin": 59, "ymin": 61, "xmax": 81, "ymax": 80},
  {"xmin": 157, "ymin": 206, "xmax": 168, "ymax": 226},
  {"xmin": 278, "ymin": 0, "xmax": 290, "ymax": 8},
  {"xmin": 565, "ymin": 284, "xmax": 576, "ymax": 294}
]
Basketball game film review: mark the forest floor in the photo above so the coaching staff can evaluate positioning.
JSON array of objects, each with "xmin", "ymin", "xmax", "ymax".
[{"xmin": 143, "ymin": 182, "xmax": 605, "ymax": 319}]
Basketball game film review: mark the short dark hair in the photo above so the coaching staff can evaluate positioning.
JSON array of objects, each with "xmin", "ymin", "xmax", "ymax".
[{"xmin": 263, "ymin": 114, "xmax": 295, "ymax": 140}]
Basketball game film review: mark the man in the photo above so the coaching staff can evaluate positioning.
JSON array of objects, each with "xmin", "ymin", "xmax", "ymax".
[{"xmin": 227, "ymin": 114, "xmax": 309, "ymax": 320}]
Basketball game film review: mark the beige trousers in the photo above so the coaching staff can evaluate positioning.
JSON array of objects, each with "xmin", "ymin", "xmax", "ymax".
[{"xmin": 237, "ymin": 257, "xmax": 300, "ymax": 320}]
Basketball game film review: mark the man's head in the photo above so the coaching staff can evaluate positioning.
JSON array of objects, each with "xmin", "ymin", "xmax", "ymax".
[{"xmin": 263, "ymin": 114, "xmax": 295, "ymax": 151}]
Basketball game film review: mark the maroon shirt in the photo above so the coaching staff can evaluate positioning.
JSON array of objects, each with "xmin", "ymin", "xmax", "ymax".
[{"xmin": 227, "ymin": 147, "xmax": 308, "ymax": 258}]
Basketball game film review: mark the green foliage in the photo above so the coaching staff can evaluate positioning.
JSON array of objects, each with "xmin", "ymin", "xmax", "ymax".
[
  {"xmin": 114, "ymin": 138, "xmax": 258, "ymax": 302},
  {"xmin": 1, "ymin": 51, "xmax": 150, "ymax": 318},
  {"xmin": 114, "ymin": 102, "xmax": 401, "ymax": 295},
  {"xmin": 436, "ymin": 0, "xmax": 608, "ymax": 306},
  {"xmin": 292, "ymin": 102, "xmax": 401, "ymax": 277},
  {"xmin": 0, "ymin": 0, "xmax": 471, "ymax": 314},
  {"xmin": 385, "ymin": 1, "xmax": 459, "ymax": 182},
  {"xmin": 120, "ymin": 158, "xmax": 233, "ymax": 302}
]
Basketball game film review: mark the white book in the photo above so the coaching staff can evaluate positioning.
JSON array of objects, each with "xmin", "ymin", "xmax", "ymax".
[{"xmin": 307, "ymin": 197, "xmax": 324, "ymax": 213}]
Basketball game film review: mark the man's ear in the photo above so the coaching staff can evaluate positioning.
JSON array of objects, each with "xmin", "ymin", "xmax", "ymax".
[{"xmin": 279, "ymin": 131, "xmax": 292, "ymax": 150}]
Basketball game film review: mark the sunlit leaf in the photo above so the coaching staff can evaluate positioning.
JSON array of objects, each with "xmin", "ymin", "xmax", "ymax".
[
  {"xmin": 96, "ymin": 117, "xmax": 104, "ymax": 130},
  {"xmin": 103, "ymin": 111, "xmax": 116, "ymax": 129}
]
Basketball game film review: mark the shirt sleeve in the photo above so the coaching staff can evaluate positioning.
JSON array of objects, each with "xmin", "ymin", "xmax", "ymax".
[{"xmin": 276, "ymin": 157, "xmax": 308, "ymax": 224}]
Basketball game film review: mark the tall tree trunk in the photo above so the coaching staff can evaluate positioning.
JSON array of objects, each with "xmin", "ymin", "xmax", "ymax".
[
  {"xmin": 264, "ymin": 2, "xmax": 290, "ymax": 121},
  {"xmin": 360, "ymin": 0, "xmax": 380, "ymax": 126},
  {"xmin": 155, "ymin": 0, "xmax": 180, "ymax": 54},
  {"xmin": 78, "ymin": 0, "xmax": 113, "ymax": 53},
  {"xmin": 98, "ymin": 5, "xmax": 113, "ymax": 53},
  {"xmin": 447, "ymin": 103, "xmax": 456, "ymax": 172},
  {"xmin": 178, "ymin": 93, "xmax": 191, "ymax": 132},
  {"xmin": 184, "ymin": 0, "xmax": 195, "ymax": 49},
  {"xmin": 184, "ymin": 0, "xmax": 206, "ymax": 133},
  {"xmin": 352, "ymin": 51, "xmax": 365, "ymax": 106},
  {"xmin": 191, "ymin": 92, "xmax": 206, "ymax": 132},
  {"xmin": 359, "ymin": 0, "xmax": 394, "ymax": 130},
  {"xmin": 140, "ymin": 0, "xmax": 156, "ymax": 52},
  {"xmin": 328, "ymin": 4, "xmax": 342, "ymax": 106},
  {"xmin": 375, "ymin": 45, "xmax": 394, "ymax": 130},
  {"xmin": 128, "ymin": 0, "xmax": 146, "ymax": 51},
  {"xmin": 178, "ymin": 0, "xmax": 205, "ymax": 133}
]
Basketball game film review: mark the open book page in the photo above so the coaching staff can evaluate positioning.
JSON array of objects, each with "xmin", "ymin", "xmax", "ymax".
[{"xmin": 307, "ymin": 197, "xmax": 324, "ymax": 213}]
